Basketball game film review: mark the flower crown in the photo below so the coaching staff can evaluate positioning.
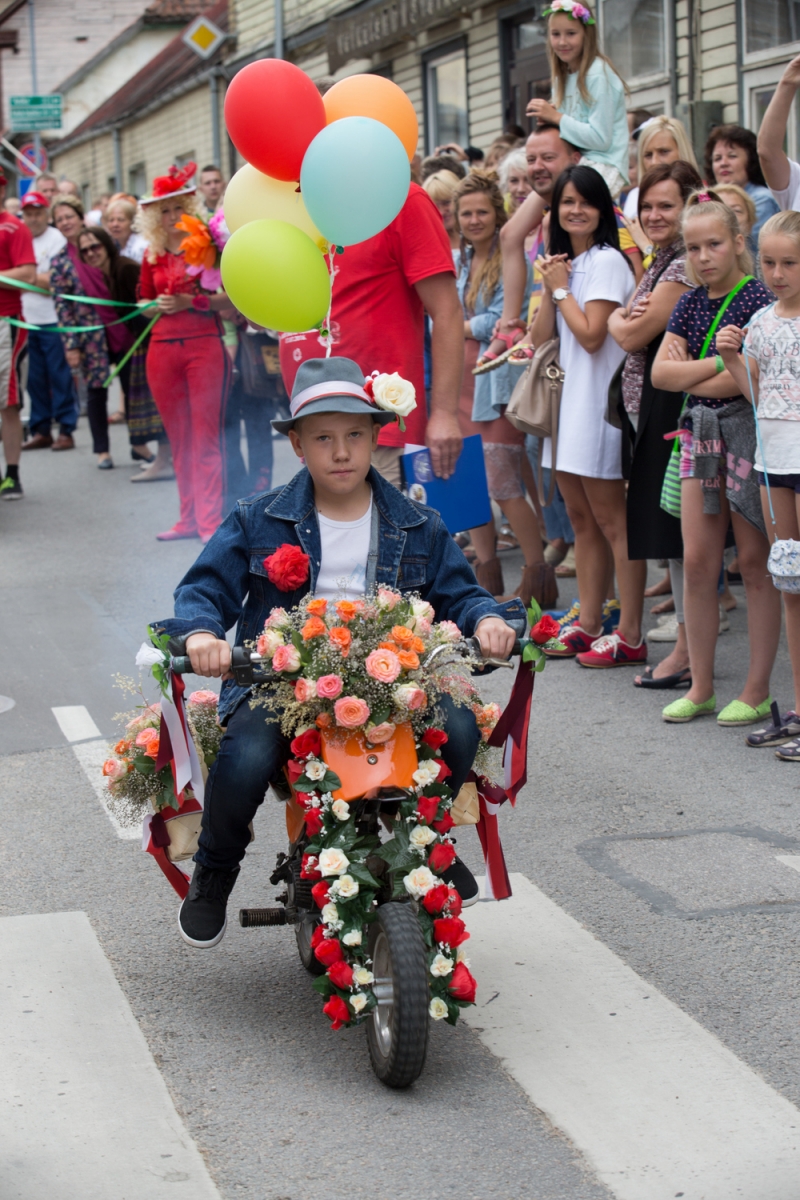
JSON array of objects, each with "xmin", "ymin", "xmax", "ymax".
[{"xmin": 542, "ymin": 0, "xmax": 596, "ymax": 23}]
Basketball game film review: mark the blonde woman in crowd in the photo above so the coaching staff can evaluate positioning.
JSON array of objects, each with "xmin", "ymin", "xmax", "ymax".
[
  {"xmin": 422, "ymin": 170, "xmax": 461, "ymax": 254},
  {"xmin": 498, "ymin": 149, "xmax": 533, "ymax": 212},
  {"xmin": 623, "ymin": 115, "xmax": 698, "ymax": 220},
  {"xmin": 105, "ymin": 194, "xmax": 148, "ymax": 264}
]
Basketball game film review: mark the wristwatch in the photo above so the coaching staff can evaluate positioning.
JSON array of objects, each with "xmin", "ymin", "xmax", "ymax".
[{"xmin": 552, "ymin": 287, "xmax": 570, "ymax": 303}]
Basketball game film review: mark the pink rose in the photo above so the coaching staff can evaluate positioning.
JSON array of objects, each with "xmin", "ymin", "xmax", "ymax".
[
  {"xmin": 188, "ymin": 690, "xmax": 218, "ymax": 707},
  {"xmin": 365, "ymin": 648, "xmax": 401, "ymax": 684},
  {"xmin": 135, "ymin": 728, "xmax": 159, "ymax": 749},
  {"xmin": 334, "ymin": 696, "xmax": 371, "ymax": 728},
  {"xmin": 377, "ymin": 587, "xmax": 401, "ymax": 610},
  {"xmin": 102, "ymin": 758, "xmax": 125, "ymax": 780},
  {"xmin": 272, "ymin": 643, "xmax": 301, "ymax": 673},
  {"xmin": 415, "ymin": 618, "xmax": 432, "ymax": 636},
  {"xmin": 316, "ymin": 674, "xmax": 343, "ymax": 699},
  {"xmin": 366, "ymin": 721, "xmax": 396, "ymax": 744},
  {"xmin": 294, "ymin": 677, "xmax": 317, "ymax": 702},
  {"xmin": 437, "ymin": 621, "xmax": 461, "ymax": 643},
  {"xmin": 256, "ymin": 628, "xmax": 284, "ymax": 658},
  {"xmin": 265, "ymin": 607, "xmax": 289, "ymax": 628},
  {"xmin": 393, "ymin": 683, "xmax": 427, "ymax": 711}
]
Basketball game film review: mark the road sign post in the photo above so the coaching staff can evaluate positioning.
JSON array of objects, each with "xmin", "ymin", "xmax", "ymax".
[{"xmin": 10, "ymin": 94, "xmax": 62, "ymax": 132}]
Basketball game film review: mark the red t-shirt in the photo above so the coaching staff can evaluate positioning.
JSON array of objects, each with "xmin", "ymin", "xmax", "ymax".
[
  {"xmin": 279, "ymin": 183, "xmax": 455, "ymax": 447},
  {"xmin": 0, "ymin": 213, "xmax": 35, "ymax": 318},
  {"xmin": 138, "ymin": 251, "xmax": 222, "ymax": 340}
]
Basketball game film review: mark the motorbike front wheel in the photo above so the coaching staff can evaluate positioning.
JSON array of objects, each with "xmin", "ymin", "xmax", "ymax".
[{"xmin": 366, "ymin": 903, "xmax": 429, "ymax": 1088}]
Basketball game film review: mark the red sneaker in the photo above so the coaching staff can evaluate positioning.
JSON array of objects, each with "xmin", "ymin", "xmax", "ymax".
[
  {"xmin": 576, "ymin": 632, "xmax": 647, "ymax": 668},
  {"xmin": 543, "ymin": 624, "xmax": 600, "ymax": 658}
]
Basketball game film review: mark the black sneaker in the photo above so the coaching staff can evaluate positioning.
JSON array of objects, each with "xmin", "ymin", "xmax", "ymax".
[
  {"xmin": 179, "ymin": 864, "xmax": 240, "ymax": 947},
  {"xmin": 0, "ymin": 476, "xmax": 23, "ymax": 500},
  {"xmin": 442, "ymin": 856, "xmax": 480, "ymax": 907}
]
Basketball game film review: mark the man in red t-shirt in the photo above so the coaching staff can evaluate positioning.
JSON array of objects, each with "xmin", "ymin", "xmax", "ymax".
[
  {"xmin": 0, "ymin": 170, "xmax": 36, "ymax": 500},
  {"xmin": 280, "ymin": 182, "xmax": 463, "ymax": 485}
]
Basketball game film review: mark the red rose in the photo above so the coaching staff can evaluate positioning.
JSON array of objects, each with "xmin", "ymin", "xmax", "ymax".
[
  {"xmin": 446, "ymin": 887, "xmax": 463, "ymax": 917},
  {"xmin": 422, "ymin": 728, "xmax": 448, "ymax": 750},
  {"xmin": 294, "ymin": 791, "xmax": 313, "ymax": 809},
  {"xmin": 433, "ymin": 916, "xmax": 469, "ymax": 947},
  {"xmin": 327, "ymin": 960, "xmax": 354, "ymax": 989},
  {"xmin": 428, "ymin": 840, "xmax": 456, "ymax": 874},
  {"xmin": 310, "ymin": 923, "xmax": 326, "ymax": 949},
  {"xmin": 530, "ymin": 614, "xmax": 561, "ymax": 645},
  {"xmin": 433, "ymin": 811, "xmax": 454, "ymax": 835},
  {"xmin": 421, "ymin": 883, "xmax": 450, "ymax": 914},
  {"xmin": 290, "ymin": 728, "xmax": 322, "ymax": 759},
  {"xmin": 314, "ymin": 936, "xmax": 344, "ymax": 967},
  {"xmin": 311, "ymin": 881, "xmax": 330, "ymax": 909},
  {"xmin": 287, "ymin": 759, "xmax": 305, "ymax": 784},
  {"xmin": 435, "ymin": 760, "xmax": 452, "ymax": 781},
  {"xmin": 305, "ymin": 808, "xmax": 324, "ymax": 837},
  {"xmin": 322, "ymin": 994, "xmax": 350, "ymax": 1030},
  {"xmin": 415, "ymin": 795, "xmax": 440, "ymax": 825},
  {"xmin": 301, "ymin": 852, "xmax": 321, "ymax": 880},
  {"xmin": 449, "ymin": 961, "xmax": 477, "ymax": 1003},
  {"xmin": 264, "ymin": 543, "xmax": 310, "ymax": 592}
]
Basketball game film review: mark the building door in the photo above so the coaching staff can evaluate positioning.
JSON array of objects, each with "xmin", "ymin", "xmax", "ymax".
[{"xmin": 502, "ymin": 9, "xmax": 550, "ymax": 134}]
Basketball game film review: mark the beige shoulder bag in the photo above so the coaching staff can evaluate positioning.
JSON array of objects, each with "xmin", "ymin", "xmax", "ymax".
[{"xmin": 504, "ymin": 336, "xmax": 564, "ymax": 505}]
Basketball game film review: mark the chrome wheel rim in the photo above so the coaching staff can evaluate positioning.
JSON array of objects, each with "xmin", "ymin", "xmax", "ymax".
[{"xmin": 371, "ymin": 929, "xmax": 394, "ymax": 1057}]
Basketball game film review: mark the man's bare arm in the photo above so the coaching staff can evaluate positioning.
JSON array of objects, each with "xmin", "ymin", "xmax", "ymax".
[{"xmin": 414, "ymin": 271, "xmax": 464, "ymax": 480}]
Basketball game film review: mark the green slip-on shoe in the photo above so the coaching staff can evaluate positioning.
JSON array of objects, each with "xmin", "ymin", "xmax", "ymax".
[
  {"xmin": 717, "ymin": 696, "xmax": 773, "ymax": 727},
  {"xmin": 662, "ymin": 695, "xmax": 717, "ymax": 723}
]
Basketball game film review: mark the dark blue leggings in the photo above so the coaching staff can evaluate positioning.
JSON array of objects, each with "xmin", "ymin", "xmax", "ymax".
[{"xmin": 195, "ymin": 693, "xmax": 481, "ymax": 871}]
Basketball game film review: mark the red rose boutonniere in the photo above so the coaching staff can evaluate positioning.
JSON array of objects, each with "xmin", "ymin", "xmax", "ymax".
[{"xmin": 264, "ymin": 543, "xmax": 310, "ymax": 592}]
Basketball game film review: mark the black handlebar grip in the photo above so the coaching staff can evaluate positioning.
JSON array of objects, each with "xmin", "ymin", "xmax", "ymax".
[{"xmin": 170, "ymin": 656, "xmax": 192, "ymax": 674}]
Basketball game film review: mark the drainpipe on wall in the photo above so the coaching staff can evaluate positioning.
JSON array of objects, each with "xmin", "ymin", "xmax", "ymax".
[
  {"xmin": 210, "ymin": 71, "xmax": 221, "ymax": 167},
  {"xmin": 112, "ymin": 127, "xmax": 122, "ymax": 192},
  {"xmin": 274, "ymin": 0, "xmax": 283, "ymax": 59}
]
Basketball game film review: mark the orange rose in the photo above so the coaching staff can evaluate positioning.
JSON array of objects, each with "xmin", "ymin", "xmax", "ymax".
[
  {"xmin": 114, "ymin": 739, "xmax": 130, "ymax": 755},
  {"xmin": 301, "ymin": 616, "xmax": 327, "ymax": 641},
  {"xmin": 391, "ymin": 625, "xmax": 415, "ymax": 647},
  {"xmin": 397, "ymin": 650, "xmax": 420, "ymax": 670},
  {"xmin": 379, "ymin": 641, "xmax": 400, "ymax": 653},
  {"xmin": 306, "ymin": 598, "xmax": 327, "ymax": 616},
  {"xmin": 316, "ymin": 712, "xmax": 332, "ymax": 728},
  {"xmin": 328, "ymin": 626, "xmax": 351, "ymax": 657},
  {"xmin": 410, "ymin": 636, "xmax": 426, "ymax": 654},
  {"xmin": 335, "ymin": 600, "xmax": 358, "ymax": 623}
]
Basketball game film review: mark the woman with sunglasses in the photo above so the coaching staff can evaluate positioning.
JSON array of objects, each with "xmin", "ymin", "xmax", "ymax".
[{"xmin": 76, "ymin": 227, "xmax": 170, "ymax": 481}]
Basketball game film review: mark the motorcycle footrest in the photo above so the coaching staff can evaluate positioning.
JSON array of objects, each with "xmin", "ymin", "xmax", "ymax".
[{"xmin": 238, "ymin": 907, "xmax": 287, "ymax": 928}]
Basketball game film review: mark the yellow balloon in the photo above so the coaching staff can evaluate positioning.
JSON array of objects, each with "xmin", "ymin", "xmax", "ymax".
[
  {"xmin": 221, "ymin": 219, "xmax": 331, "ymax": 333},
  {"xmin": 223, "ymin": 164, "xmax": 327, "ymax": 249}
]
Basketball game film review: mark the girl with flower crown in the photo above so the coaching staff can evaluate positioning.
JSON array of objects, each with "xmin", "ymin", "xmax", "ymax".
[{"xmin": 528, "ymin": 0, "xmax": 629, "ymax": 201}]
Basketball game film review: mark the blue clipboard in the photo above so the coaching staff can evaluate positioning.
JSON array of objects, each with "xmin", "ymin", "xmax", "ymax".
[{"xmin": 402, "ymin": 434, "xmax": 491, "ymax": 533}]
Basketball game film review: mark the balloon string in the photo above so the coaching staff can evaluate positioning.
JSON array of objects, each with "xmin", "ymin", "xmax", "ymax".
[{"xmin": 324, "ymin": 247, "xmax": 335, "ymax": 359}]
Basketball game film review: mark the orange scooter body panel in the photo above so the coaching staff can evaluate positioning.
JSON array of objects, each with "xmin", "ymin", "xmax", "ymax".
[{"xmin": 321, "ymin": 721, "xmax": 418, "ymax": 801}]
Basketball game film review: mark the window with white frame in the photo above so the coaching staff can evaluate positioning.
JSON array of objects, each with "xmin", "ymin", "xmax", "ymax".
[
  {"xmin": 746, "ymin": 0, "xmax": 800, "ymax": 54},
  {"xmin": 600, "ymin": 0, "xmax": 667, "ymax": 83},
  {"xmin": 424, "ymin": 44, "xmax": 468, "ymax": 153},
  {"xmin": 747, "ymin": 64, "xmax": 800, "ymax": 157}
]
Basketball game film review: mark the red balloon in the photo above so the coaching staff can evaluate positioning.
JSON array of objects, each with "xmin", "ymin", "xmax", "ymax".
[{"xmin": 225, "ymin": 61, "xmax": 325, "ymax": 182}]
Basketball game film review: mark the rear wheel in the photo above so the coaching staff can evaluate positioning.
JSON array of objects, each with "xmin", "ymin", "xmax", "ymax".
[
  {"xmin": 288, "ymin": 859, "xmax": 324, "ymax": 976},
  {"xmin": 366, "ymin": 903, "xmax": 429, "ymax": 1088}
]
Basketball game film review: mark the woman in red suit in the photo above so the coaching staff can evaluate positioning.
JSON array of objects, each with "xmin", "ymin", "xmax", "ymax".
[{"xmin": 137, "ymin": 163, "xmax": 232, "ymax": 542}]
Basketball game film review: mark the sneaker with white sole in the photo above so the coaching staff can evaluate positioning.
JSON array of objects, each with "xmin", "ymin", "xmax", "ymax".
[
  {"xmin": 179, "ymin": 864, "xmax": 240, "ymax": 947},
  {"xmin": 576, "ymin": 631, "xmax": 647, "ymax": 668},
  {"xmin": 648, "ymin": 615, "xmax": 679, "ymax": 643}
]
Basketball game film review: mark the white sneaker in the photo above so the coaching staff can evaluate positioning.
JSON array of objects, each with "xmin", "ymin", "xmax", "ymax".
[{"xmin": 647, "ymin": 615, "xmax": 678, "ymax": 642}]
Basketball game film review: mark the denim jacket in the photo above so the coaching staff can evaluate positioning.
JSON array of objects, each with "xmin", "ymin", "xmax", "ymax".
[{"xmin": 154, "ymin": 467, "xmax": 526, "ymax": 723}]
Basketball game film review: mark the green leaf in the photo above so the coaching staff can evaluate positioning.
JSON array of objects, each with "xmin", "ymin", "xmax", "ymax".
[
  {"xmin": 522, "ymin": 642, "xmax": 541, "ymax": 663},
  {"xmin": 370, "ymin": 705, "xmax": 391, "ymax": 726},
  {"xmin": 316, "ymin": 773, "xmax": 342, "ymax": 793},
  {"xmin": 311, "ymin": 975, "xmax": 332, "ymax": 997},
  {"xmin": 445, "ymin": 996, "xmax": 462, "ymax": 1026},
  {"xmin": 346, "ymin": 862, "xmax": 380, "ymax": 890},
  {"xmin": 133, "ymin": 755, "xmax": 155, "ymax": 776},
  {"xmin": 527, "ymin": 598, "xmax": 542, "ymax": 625},
  {"xmin": 533, "ymin": 655, "xmax": 547, "ymax": 672}
]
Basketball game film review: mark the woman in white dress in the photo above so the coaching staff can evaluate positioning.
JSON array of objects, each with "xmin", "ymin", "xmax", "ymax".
[{"xmin": 529, "ymin": 164, "xmax": 641, "ymax": 666}]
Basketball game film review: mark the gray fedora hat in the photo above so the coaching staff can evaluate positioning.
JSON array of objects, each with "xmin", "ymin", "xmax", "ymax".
[{"xmin": 272, "ymin": 356, "xmax": 399, "ymax": 435}]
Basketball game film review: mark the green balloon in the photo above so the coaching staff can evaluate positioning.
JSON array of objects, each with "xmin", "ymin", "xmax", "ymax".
[{"xmin": 221, "ymin": 218, "xmax": 330, "ymax": 333}]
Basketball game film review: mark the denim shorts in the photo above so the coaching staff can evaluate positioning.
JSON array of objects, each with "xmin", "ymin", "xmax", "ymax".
[{"xmin": 756, "ymin": 470, "xmax": 800, "ymax": 492}]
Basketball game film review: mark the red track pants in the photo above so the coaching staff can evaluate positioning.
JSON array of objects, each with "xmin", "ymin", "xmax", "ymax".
[{"xmin": 146, "ymin": 335, "xmax": 231, "ymax": 540}]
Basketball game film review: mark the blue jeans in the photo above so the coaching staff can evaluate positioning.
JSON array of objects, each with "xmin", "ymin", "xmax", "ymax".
[
  {"xmin": 525, "ymin": 435, "xmax": 575, "ymax": 543},
  {"xmin": 27, "ymin": 326, "xmax": 77, "ymax": 436},
  {"xmin": 195, "ymin": 693, "xmax": 481, "ymax": 871}
]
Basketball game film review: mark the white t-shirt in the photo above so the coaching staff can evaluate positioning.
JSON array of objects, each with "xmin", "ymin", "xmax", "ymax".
[
  {"xmin": 745, "ymin": 304, "xmax": 800, "ymax": 473},
  {"xmin": 122, "ymin": 232, "xmax": 148, "ymax": 265},
  {"xmin": 22, "ymin": 225, "xmax": 65, "ymax": 325},
  {"xmin": 543, "ymin": 244, "xmax": 634, "ymax": 479},
  {"xmin": 769, "ymin": 157, "xmax": 800, "ymax": 212},
  {"xmin": 315, "ymin": 499, "xmax": 372, "ymax": 599},
  {"xmin": 623, "ymin": 187, "xmax": 639, "ymax": 221}
]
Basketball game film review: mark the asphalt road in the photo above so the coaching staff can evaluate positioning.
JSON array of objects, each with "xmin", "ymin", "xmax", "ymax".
[{"xmin": 2, "ymin": 419, "xmax": 799, "ymax": 1200}]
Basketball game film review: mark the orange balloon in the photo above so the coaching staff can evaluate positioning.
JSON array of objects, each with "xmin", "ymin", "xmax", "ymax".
[{"xmin": 323, "ymin": 75, "xmax": 419, "ymax": 161}]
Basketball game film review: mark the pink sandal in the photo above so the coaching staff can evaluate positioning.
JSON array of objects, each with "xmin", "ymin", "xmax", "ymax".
[{"xmin": 472, "ymin": 330, "xmax": 524, "ymax": 376}]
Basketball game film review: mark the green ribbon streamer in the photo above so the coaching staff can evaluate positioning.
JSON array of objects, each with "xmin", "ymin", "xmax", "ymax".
[
  {"xmin": 6, "ymin": 304, "xmax": 158, "ymax": 335},
  {"xmin": 102, "ymin": 313, "xmax": 161, "ymax": 387},
  {"xmin": 0, "ymin": 270, "xmax": 158, "ymax": 308}
]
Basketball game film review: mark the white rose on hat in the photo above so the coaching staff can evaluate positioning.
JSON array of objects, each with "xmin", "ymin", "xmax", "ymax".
[{"xmin": 367, "ymin": 372, "xmax": 417, "ymax": 430}]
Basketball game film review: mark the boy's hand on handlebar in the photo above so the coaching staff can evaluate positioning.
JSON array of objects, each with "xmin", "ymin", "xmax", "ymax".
[
  {"xmin": 475, "ymin": 618, "xmax": 516, "ymax": 660},
  {"xmin": 185, "ymin": 633, "xmax": 232, "ymax": 678}
]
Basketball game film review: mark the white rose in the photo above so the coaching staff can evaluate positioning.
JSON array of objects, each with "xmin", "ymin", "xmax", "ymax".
[
  {"xmin": 318, "ymin": 847, "xmax": 350, "ymax": 876},
  {"xmin": 437, "ymin": 620, "xmax": 461, "ymax": 644},
  {"xmin": 353, "ymin": 966, "xmax": 374, "ymax": 986},
  {"xmin": 331, "ymin": 799, "xmax": 350, "ymax": 822},
  {"xmin": 350, "ymin": 993, "xmax": 367, "ymax": 1014},
  {"xmin": 429, "ymin": 997, "xmax": 448, "ymax": 1020},
  {"xmin": 321, "ymin": 902, "xmax": 339, "ymax": 925},
  {"xmin": 305, "ymin": 759, "xmax": 327, "ymax": 781},
  {"xmin": 343, "ymin": 930, "xmax": 362, "ymax": 946},
  {"xmin": 412, "ymin": 760, "xmax": 439, "ymax": 788},
  {"xmin": 411, "ymin": 599, "xmax": 435, "ymax": 624},
  {"xmin": 409, "ymin": 824, "xmax": 437, "ymax": 849},
  {"xmin": 430, "ymin": 952, "xmax": 454, "ymax": 977},
  {"xmin": 404, "ymin": 865, "xmax": 436, "ymax": 898},
  {"xmin": 256, "ymin": 627, "xmax": 284, "ymax": 659},
  {"xmin": 456, "ymin": 945, "xmax": 471, "ymax": 966},
  {"xmin": 332, "ymin": 874, "xmax": 359, "ymax": 899},
  {"xmin": 371, "ymin": 371, "xmax": 416, "ymax": 418}
]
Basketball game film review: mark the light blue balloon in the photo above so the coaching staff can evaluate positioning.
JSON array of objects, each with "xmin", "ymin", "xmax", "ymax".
[{"xmin": 300, "ymin": 116, "xmax": 410, "ymax": 247}]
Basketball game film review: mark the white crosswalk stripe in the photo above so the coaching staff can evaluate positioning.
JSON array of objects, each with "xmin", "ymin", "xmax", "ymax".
[
  {"xmin": 51, "ymin": 705, "xmax": 102, "ymax": 743},
  {"xmin": 466, "ymin": 874, "xmax": 800, "ymax": 1200}
]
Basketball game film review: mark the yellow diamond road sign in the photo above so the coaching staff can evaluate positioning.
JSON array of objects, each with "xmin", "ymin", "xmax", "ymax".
[{"xmin": 183, "ymin": 15, "xmax": 225, "ymax": 59}]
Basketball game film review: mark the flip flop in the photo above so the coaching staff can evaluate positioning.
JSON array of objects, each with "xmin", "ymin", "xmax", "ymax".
[
  {"xmin": 634, "ymin": 666, "xmax": 691, "ymax": 690},
  {"xmin": 508, "ymin": 345, "xmax": 535, "ymax": 364}
]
